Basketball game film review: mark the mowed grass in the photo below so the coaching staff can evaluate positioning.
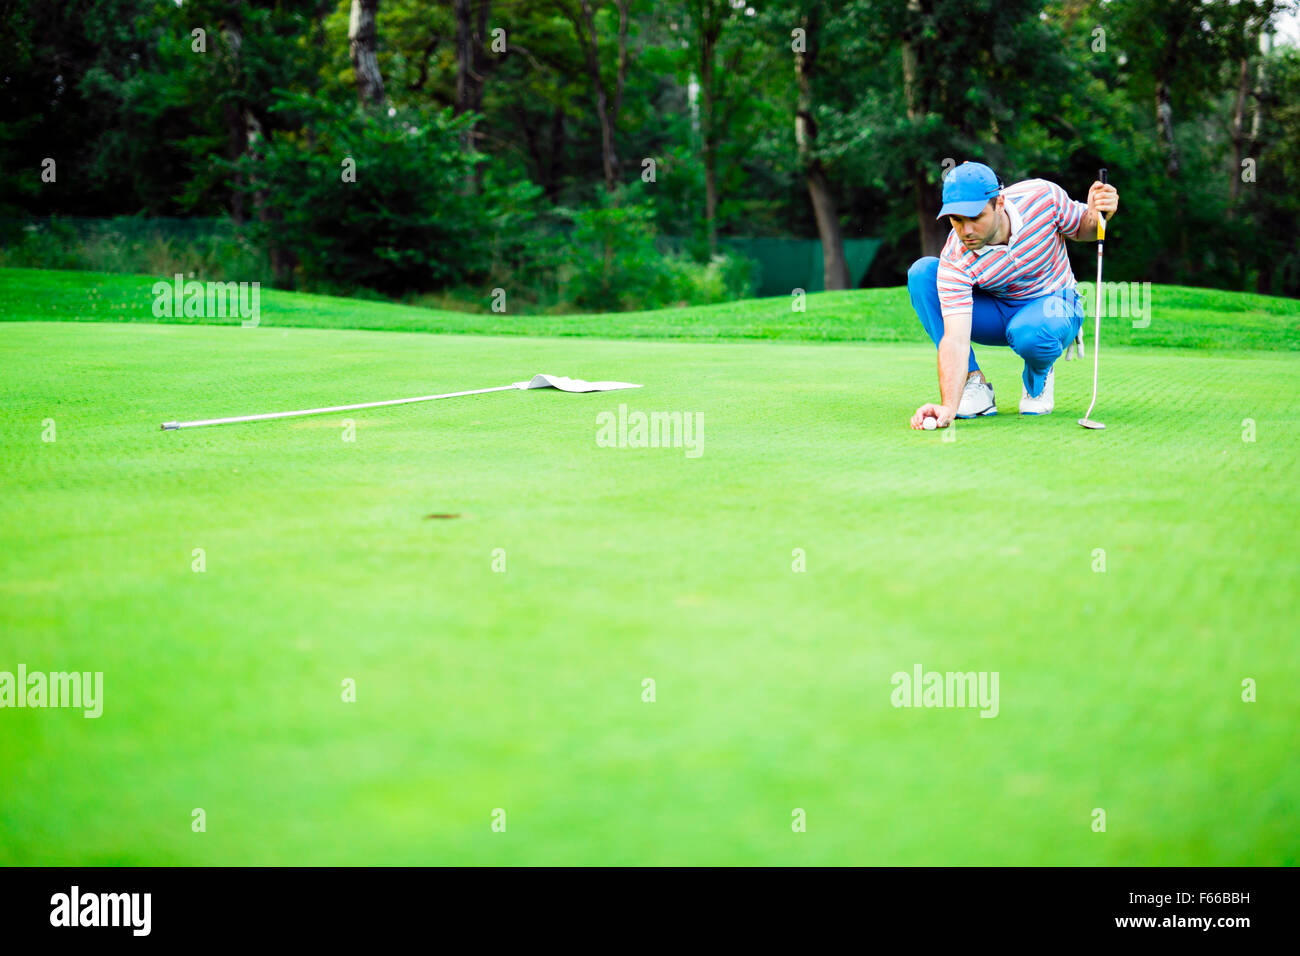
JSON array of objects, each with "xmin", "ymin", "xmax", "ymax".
[
  {"xmin": 1, "ymin": 314, "xmax": 1298, "ymax": 865},
  {"xmin": 2, "ymin": 266, "xmax": 1298, "ymax": 350}
]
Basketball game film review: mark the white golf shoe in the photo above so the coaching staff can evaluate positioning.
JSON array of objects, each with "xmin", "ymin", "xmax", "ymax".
[
  {"xmin": 956, "ymin": 376, "xmax": 997, "ymax": 418},
  {"xmin": 1019, "ymin": 368, "xmax": 1055, "ymax": 415}
]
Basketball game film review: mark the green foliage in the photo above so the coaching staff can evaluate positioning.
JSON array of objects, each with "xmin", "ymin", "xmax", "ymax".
[
  {"xmin": 556, "ymin": 183, "xmax": 756, "ymax": 311},
  {"xmin": 241, "ymin": 97, "xmax": 539, "ymax": 295},
  {"xmin": 684, "ymin": 250, "xmax": 760, "ymax": 303},
  {"xmin": 0, "ymin": 220, "xmax": 82, "ymax": 270},
  {"xmin": 0, "ymin": 218, "xmax": 270, "ymax": 281},
  {"xmin": 0, "ymin": 0, "xmax": 168, "ymax": 216},
  {"xmin": 559, "ymin": 184, "xmax": 667, "ymax": 310},
  {"xmin": 1246, "ymin": 45, "xmax": 1300, "ymax": 295},
  {"xmin": 5, "ymin": 0, "xmax": 1299, "ymax": 301},
  {"xmin": 477, "ymin": 166, "xmax": 562, "ymax": 298}
]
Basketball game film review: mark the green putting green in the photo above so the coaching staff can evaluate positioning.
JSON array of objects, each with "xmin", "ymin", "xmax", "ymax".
[{"xmin": 1, "ymin": 269, "xmax": 1298, "ymax": 865}]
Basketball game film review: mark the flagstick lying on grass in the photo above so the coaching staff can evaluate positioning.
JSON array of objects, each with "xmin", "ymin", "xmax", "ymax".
[{"xmin": 160, "ymin": 374, "xmax": 642, "ymax": 430}]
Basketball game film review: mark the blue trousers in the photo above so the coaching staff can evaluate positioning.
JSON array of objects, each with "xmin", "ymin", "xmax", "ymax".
[{"xmin": 907, "ymin": 256, "xmax": 1083, "ymax": 397}]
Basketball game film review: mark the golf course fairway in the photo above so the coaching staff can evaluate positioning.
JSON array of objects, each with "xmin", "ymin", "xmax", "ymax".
[{"xmin": 2, "ymin": 273, "xmax": 1298, "ymax": 866}]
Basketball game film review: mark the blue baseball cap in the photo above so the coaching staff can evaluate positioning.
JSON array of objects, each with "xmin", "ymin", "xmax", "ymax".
[{"xmin": 937, "ymin": 162, "xmax": 1002, "ymax": 219}]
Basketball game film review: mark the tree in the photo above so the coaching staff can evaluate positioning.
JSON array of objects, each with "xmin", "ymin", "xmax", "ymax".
[
  {"xmin": 793, "ymin": 2, "xmax": 850, "ymax": 290},
  {"xmin": 883, "ymin": 0, "xmax": 1078, "ymax": 257},
  {"xmin": 1243, "ymin": 43, "xmax": 1300, "ymax": 294},
  {"xmin": 683, "ymin": 0, "xmax": 740, "ymax": 255},
  {"xmin": 243, "ymin": 95, "xmax": 539, "ymax": 295},
  {"xmin": 454, "ymin": 0, "xmax": 490, "ymax": 135},
  {"xmin": 1222, "ymin": 2, "xmax": 1289, "ymax": 212},
  {"xmin": 551, "ymin": 0, "xmax": 631, "ymax": 191},
  {"xmin": 898, "ymin": 0, "xmax": 945, "ymax": 256},
  {"xmin": 1110, "ymin": 0, "xmax": 1239, "ymax": 179},
  {"xmin": 349, "ymin": 0, "xmax": 386, "ymax": 109},
  {"xmin": 453, "ymin": 0, "xmax": 495, "ymax": 193},
  {"xmin": 0, "ymin": 0, "xmax": 185, "ymax": 217}
]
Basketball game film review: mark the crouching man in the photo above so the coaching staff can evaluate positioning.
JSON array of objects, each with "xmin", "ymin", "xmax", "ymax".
[{"xmin": 908, "ymin": 161, "xmax": 1118, "ymax": 429}]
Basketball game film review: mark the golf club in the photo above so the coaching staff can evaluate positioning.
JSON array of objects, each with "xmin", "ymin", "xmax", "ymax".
[
  {"xmin": 160, "ymin": 373, "xmax": 641, "ymax": 430},
  {"xmin": 1078, "ymin": 167, "xmax": 1107, "ymax": 430}
]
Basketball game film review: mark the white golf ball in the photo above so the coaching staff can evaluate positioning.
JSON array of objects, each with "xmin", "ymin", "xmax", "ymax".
[{"xmin": 923, "ymin": 417, "xmax": 937, "ymax": 430}]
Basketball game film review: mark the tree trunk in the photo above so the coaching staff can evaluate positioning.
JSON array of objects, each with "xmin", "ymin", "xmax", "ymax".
[
  {"xmin": 901, "ymin": 0, "xmax": 922, "ymax": 121},
  {"xmin": 349, "ymin": 0, "xmax": 385, "ymax": 109},
  {"xmin": 794, "ymin": 8, "xmax": 849, "ymax": 291},
  {"xmin": 702, "ymin": 129, "xmax": 718, "ymax": 257},
  {"xmin": 806, "ymin": 164, "xmax": 850, "ymax": 290},
  {"xmin": 1249, "ymin": 27, "xmax": 1271, "ymax": 151},
  {"xmin": 913, "ymin": 166, "xmax": 947, "ymax": 257},
  {"xmin": 244, "ymin": 109, "xmax": 298, "ymax": 288},
  {"xmin": 221, "ymin": 22, "xmax": 294, "ymax": 285},
  {"xmin": 223, "ymin": 103, "xmax": 246, "ymax": 226},
  {"xmin": 1155, "ymin": 76, "xmax": 1179, "ymax": 177},
  {"xmin": 699, "ymin": 12, "xmax": 720, "ymax": 256},
  {"xmin": 455, "ymin": 1, "xmax": 491, "ymax": 130},
  {"xmin": 1250, "ymin": 27, "xmax": 1272, "ymax": 294},
  {"xmin": 547, "ymin": 104, "xmax": 565, "ymax": 200},
  {"xmin": 571, "ymin": 0, "xmax": 628, "ymax": 192},
  {"xmin": 1228, "ymin": 55, "xmax": 1249, "ymax": 212},
  {"xmin": 220, "ymin": 26, "xmax": 247, "ymax": 226},
  {"xmin": 455, "ymin": 0, "xmax": 492, "ymax": 193},
  {"xmin": 901, "ymin": 0, "xmax": 944, "ymax": 257}
]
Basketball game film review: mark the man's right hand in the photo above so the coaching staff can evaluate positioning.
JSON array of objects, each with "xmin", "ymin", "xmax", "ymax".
[{"xmin": 910, "ymin": 403, "xmax": 955, "ymax": 430}]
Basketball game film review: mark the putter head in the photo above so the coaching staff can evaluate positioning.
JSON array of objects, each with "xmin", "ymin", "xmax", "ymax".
[{"xmin": 1077, "ymin": 418, "xmax": 1106, "ymax": 430}]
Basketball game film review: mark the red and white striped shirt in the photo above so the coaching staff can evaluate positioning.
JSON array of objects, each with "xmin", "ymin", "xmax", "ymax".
[{"xmin": 936, "ymin": 178, "xmax": 1088, "ymax": 328}]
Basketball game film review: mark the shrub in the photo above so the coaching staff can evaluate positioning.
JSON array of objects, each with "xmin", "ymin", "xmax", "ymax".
[
  {"xmin": 556, "ymin": 183, "xmax": 756, "ymax": 311},
  {"xmin": 0, "ymin": 217, "xmax": 271, "ymax": 282},
  {"xmin": 242, "ymin": 96, "xmax": 543, "ymax": 295}
]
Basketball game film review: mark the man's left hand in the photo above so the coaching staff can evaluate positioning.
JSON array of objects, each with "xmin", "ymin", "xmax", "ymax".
[{"xmin": 1087, "ymin": 180, "xmax": 1119, "ymax": 218}]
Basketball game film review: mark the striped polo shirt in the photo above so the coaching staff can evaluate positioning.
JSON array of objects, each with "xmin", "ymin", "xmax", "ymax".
[{"xmin": 936, "ymin": 178, "xmax": 1089, "ymax": 328}]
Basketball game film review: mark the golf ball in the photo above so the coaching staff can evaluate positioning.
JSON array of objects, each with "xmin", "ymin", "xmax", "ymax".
[{"xmin": 923, "ymin": 417, "xmax": 937, "ymax": 430}]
